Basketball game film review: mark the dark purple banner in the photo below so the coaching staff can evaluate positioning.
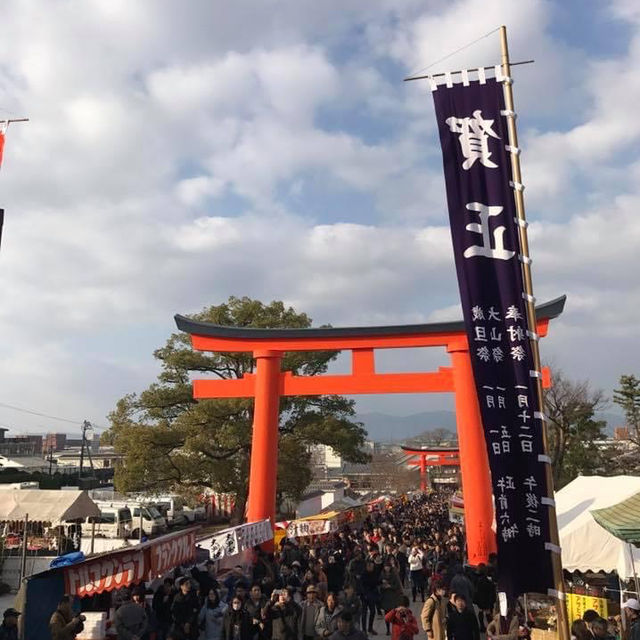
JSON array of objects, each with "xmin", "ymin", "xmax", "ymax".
[{"xmin": 432, "ymin": 77, "xmax": 554, "ymax": 596}]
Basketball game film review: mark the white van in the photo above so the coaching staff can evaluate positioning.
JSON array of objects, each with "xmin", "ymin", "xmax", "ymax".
[
  {"xmin": 129, "ymin": 504, "xmax": 167, "ymax": 538},
  {"xmin": 85, "ymin": 506, "xmax": 132, "ymax": 539},
  {"xmin": 152, "ymin": 496, "xmax": 188, "ymax": 526},
  {"xmin": 95, "ymin": 501, "xmax": 166, "ymax": 538}
]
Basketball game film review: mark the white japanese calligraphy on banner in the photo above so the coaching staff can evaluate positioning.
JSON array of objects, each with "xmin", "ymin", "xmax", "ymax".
[
  {"xmin": 205, "ymin": 519, "xmax": 273, "ymax": 560},
  {"xmin": 150, "ymin": 530, "xmax": 197, "ymax": 576},
  {"xmin": 65, "ymin": 550, "xmax": 146, "ymax": 597},
  {"xmin": 432, "ymin": 75, "xmax": 555, "ymax": 597},
  {"xmin": 286, "ymin": 519, "xmax": 336, "ymax": 538}
]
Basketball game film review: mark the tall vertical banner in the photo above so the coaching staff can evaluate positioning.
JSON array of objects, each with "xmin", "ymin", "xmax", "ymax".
[{"xmin": 432, "ymin": 75, "xmax": 554, "ymax": 596}]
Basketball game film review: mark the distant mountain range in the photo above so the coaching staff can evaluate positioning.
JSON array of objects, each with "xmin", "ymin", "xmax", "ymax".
[{"xmin": 355, "ymin": 410, "xmax": 625, "ymax": 442}]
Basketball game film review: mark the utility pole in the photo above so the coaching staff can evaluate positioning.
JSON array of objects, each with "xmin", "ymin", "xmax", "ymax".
[
  {"xmin": 79, "ymin": 420, "xmax": 92, "ymax": 483},
  {"xmin": 48, "ymin": 445, "xmax": 54, "ymax": 475}
]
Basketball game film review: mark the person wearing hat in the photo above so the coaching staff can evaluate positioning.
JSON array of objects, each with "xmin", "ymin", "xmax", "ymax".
[
  {"xmin": 622, "ymin": 599, "xmax": 640, "ymax": 640},
  {"xmin": 300, "ymin": 584, "xmax": 323, "ymax": 640},
  {"xmin": 0, "ymin": 608, "xmax": 20, "ymax": 640}
]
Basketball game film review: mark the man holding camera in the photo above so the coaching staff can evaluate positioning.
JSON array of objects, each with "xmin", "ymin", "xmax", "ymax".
[{"xmin": 49, "ymin": 596, "xmax": 86, "ymax": 640}]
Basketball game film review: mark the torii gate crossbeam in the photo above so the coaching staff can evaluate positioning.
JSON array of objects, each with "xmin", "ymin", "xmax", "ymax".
[{"xmin": 175, "ymin": 295, "xmax": 565, "ymax": 561}]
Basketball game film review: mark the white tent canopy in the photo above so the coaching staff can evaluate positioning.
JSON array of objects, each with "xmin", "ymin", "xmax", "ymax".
[
  {"xmin": 0, "ymin": 489, "xmax": 100, "ymax": 524},
  {"xmin": 556, "ymin": 475, "xmax": 640, "ymax": 578}
]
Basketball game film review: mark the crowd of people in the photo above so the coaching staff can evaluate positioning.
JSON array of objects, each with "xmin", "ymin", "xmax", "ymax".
[
  {"xmin": 37, "ymin": 491, "xmax": 639, "ymax": 640},
  {"xmin": 84, "ymin": 492, "xmax": 500, "ymax": 640}
]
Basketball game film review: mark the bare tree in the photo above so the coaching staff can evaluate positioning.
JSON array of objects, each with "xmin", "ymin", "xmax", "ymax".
[
  {"xmin": 369, "ymin": 452, "xmax": 418, "ymax": 493},
  {"xmin": 543, "ymin": 369, "xmax": 612, "ymax": 486}
]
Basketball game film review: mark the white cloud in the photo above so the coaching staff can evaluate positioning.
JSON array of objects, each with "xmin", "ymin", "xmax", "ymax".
[{"xmin": 0, "ymin": 0, "xmax": 638, "ymax": 432}]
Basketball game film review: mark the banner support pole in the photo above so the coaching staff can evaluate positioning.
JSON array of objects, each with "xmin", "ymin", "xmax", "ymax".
[{"xmin": 499, "ymin": 24, "xmax": 570, "ymax": 640}]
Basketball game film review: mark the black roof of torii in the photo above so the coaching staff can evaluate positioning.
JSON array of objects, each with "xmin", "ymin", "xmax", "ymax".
[
  {"xmin": 175, "ymin": 295, "xmax": 566, "ymax": 339},
  {"xmin": 400, "ymin": 445, "xmax": 459, "ymax": 453}
]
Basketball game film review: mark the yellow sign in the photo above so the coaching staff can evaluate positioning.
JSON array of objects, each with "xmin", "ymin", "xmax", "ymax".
[
  {"xmin": 566, "ymin": 593, "xmax": 608, "ymax": 623},
  {"xmin": 274, "ymin": 528, "xmax": 286, "ymax": 548}
]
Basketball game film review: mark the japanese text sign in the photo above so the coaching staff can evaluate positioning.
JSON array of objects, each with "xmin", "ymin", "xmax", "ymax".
[
  {"xmin": 150, "ymin": 530, "xmax": 197, "ymax": 576},
  {"xmin": 432, "ymin": 76, "xmax": 554, "ymax": 596},
  {"xmin": 64, "ymin": 550, "xmax": 146, "ymax": 597}
]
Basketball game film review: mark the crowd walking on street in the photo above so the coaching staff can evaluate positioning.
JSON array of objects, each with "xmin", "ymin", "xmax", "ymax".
[{"xmin": 44, "ymin": 491, "xmax": 634, "ymax": 640}]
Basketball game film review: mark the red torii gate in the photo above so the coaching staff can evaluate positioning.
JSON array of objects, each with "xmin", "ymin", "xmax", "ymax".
[
  {"xmin": 175, "ymin": 295, "xmax": 564, "ymax": 563},
  {"xmin": 402, "ymin": 445, "xmax": 460, "ymax": 492}
]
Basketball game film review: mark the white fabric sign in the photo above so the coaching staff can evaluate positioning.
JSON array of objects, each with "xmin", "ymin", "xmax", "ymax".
[{"xmin": 198, "ymin": 519, "xmax": 272, "ymax": 561}]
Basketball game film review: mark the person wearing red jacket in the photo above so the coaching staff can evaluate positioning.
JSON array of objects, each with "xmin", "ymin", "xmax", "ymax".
[{"xmin": 384, "ymin": 596, "xmax": 419, "ymax": 640}]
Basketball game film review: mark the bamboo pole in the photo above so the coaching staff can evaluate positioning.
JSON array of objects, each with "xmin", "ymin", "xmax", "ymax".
[
  {"xmin": 499, "ymin": 25, "xmax": 570, "ymax": 640},
  {"xmin": 19, "ymin": 514, "xmax": 28, "ymax": 587},
  {"xmin": 404, "ymin": 59, "xmax": 534, "ymax": 82},
  {"xmin": 629, "ymin": 543, "xmax": 640, "ymax": 599}
]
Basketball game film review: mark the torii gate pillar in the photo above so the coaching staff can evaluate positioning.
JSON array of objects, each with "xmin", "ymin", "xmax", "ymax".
[
  {"xmin": 245, "ymin": 350, "xmax": 282, "ymax": 550},
  {"xmin": 449, "ymin": 341, "xmax": 497, "ymax": 564}
]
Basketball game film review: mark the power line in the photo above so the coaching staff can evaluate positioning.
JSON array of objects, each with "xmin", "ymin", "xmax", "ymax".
[
  {"xmin": 0, "ymin": 401, "xmax": 107, "ymax": 430},
  {"xmin": 405, "ymin": 26, "xmax": 501, "ymax": 79}
]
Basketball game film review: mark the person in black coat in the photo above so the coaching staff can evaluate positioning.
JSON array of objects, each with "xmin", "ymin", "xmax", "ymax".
[
  {"xmin": 360, "ymin": 561, "xmax": 381, "ymax": 635},
  {"xmin": 326, "ymin": 554, "xmax": 346, "ymax": 594},
  {"xmin": 192, "ymin": 561, "xmax": 221, "ymax": 596},
  {"xmin": 447, "ymin": 594, "xmax": 480, "ymax": 640},
  {"xmin": 222, "ymin": 596, "xmax": 256, "ymax": 640},
  {"xmin": 472, "ymin": 565, "xmax": 496, "ymax": 632},
  {"xmin": 171, "ymin": 577, "xmax": 200, "ymax": 639},
  {"xmin": 264, "ymin": 589, "xmax": 301, "ymax": 640},
  {"xmin": 153, "ymin": 578, "xmax": 176, "ymax": 640}
]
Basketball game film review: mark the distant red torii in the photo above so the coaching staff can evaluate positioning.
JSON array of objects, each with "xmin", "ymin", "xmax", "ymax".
[
  {"xmin": 401, "ymin": 445, "xmax": 460, "ymax": 492},
  {"xmin": 175, "ymin": 295, "xmax": 565, "ymax": 561}
]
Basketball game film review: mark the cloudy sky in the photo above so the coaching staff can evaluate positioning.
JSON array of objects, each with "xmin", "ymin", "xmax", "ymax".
[{"xmin": 0, "ymin": 0, "xmax": 637, "ymax": 437}]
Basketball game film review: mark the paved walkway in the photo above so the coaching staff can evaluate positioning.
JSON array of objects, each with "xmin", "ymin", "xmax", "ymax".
[{"xmin": 361, "ymin": 583, "xmax": 426, "ymax": 637}]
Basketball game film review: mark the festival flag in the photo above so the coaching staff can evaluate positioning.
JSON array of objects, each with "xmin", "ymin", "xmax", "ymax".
[
  {"xmin": 431, "ymin": 71, "xmax": 555, "ymax": 597},
  {"xmin": 0, "ymin": 121, "xmax": 7, "ymax": 169},
  {"xmin": 0, "ymin": 121, "xmax": 8, "ymax": 249}
]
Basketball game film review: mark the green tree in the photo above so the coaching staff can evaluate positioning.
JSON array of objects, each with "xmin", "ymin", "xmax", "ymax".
[
  {"xmin": 544, "ymin": 370, "xmax": 611, "ymax": 487},
  {"xmin": 613, "ymin": 374, "xmax": 640, "ymax": 444},
  {"xmin": 105, "ymin": 297, "xmax": 369, "ymax": 521}
]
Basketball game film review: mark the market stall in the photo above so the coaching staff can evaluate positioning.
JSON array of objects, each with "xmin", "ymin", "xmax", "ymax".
[
  {"xmin": 0, "ymin": 489, "xmax": 100, "ymax": 555},
  {"xmin": 15, "ymin": 527, "xmax": 198, "ymax": 639},
  {"xmin": 449, "ymin": 491, "xmax": 465, "ymax": 525},
  {"xmin": 286, "ymin": 511, "xmax": 339, "ymax": 539},
  {"xmin": 556, "ymin": 476, "xmax": 640, "ymax": 577},
  {"xmin": 0, "ymin": 489, "xmax": 101, "ymax": 590}
]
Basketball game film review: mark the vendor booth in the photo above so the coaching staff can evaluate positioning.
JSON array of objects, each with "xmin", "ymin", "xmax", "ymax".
[
  {"xmin": 285, "ymin": 512, "xmax": 339, "ymax": 539},
  {"xmin": 556, "ymin": 475, "xmax": 640, "ymax": 622},
  {"xmin": 556, "ymin": 476, "xmax": 640, "ymax": 577},
  {"xmin": 0, "ymin": 489, "xmax": 101, "ymax": 589},
  {"xmin": 15, "ymin": 527, "xmax": 198, "ymax": 639},
  {"xmin": 591, "ymin": 490, "xmax": 640, "ymax": 547}
]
